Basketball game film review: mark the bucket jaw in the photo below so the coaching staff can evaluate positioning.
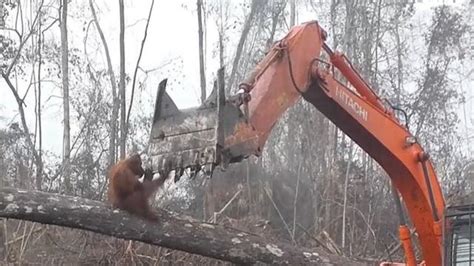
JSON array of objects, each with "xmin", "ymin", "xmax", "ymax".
[{"xmin": 147, "ymin": 69, "xmax": 253, "ymax": 181}]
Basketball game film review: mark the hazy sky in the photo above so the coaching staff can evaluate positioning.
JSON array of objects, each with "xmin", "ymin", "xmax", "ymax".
[{"xmin": 0, "ymin": 0, "xmax": 472, "ymax": 156}]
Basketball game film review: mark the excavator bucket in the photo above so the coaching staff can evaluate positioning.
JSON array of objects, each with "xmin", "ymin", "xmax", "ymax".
[{"xmin": 147, "ymin": 68, "xmax": 244, "ymax": 181}]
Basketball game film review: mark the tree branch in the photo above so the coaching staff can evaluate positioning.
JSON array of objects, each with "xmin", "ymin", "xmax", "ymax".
[
  {"xmin": 89, "ymin": 0, "xmax": 119, "ymax": 167},
  {"xmin": 0, "ymin": 187, "xmax": 366, "ymax": 265},
  {"xmin": 228, "ymin": 0, "xmax": 265, "ymax": 91},
  {"xmin": 6, "ymin": 0, "xmax": 45, "ymax": 76},
  {"xmin": 1, "ymin": 72, "xmax": 41, "ymax": 178},
  {"xmin": 126, "ymin": 0, "xmax": 155, "ymax": 130},
  {"xmin": 119, "ymin": 0, "xmax": 126, "ymax": 159}
]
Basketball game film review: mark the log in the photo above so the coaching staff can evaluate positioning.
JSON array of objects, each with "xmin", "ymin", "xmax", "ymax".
[{"xmin": 0, "ymin": 187, "xmax": 367, "ymax": 265}]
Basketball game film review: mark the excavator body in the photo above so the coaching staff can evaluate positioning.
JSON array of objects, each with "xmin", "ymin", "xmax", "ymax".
[{"xmin": 146, "ymin": 20, "xmax": 472, "ymax": 265}]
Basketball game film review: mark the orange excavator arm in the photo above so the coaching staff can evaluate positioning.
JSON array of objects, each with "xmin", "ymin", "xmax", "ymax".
[{"xmin": 148, "ymin": 21, "xmax": 445, "ymax": 265}]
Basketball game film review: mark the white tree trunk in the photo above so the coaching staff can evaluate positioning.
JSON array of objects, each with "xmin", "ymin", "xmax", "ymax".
[
  {"xmin": 119, "ymin": 0, "xmax": 126, "ymax": 159},
  {"xmin": 60, "ymin": 0, "xmax": 71, "ymax": 192}
]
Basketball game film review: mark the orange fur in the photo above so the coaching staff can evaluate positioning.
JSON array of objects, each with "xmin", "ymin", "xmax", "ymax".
[{"xmin": 107, "ymin": 154, "xmax": 166, "ymax": 221}]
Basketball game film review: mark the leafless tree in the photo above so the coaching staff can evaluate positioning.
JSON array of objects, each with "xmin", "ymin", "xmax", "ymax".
[
  {"xmin": 290, "ymin": 0, "xmax": 296, "ymax": 27},
  {"xmin": 0, "ymin": 1, "xmax": 472, "ymax": 264},
  {"xmin": 119, "ymin": 0, "xmax": 126, "ymax": 159},
  {"xmin": 89, "ymin": 0, "xmax": 119, "ymax": 168},
  {"xmin": 1, "ymin": 0, "xmax": 45, "ymax": 191},
  {"xmin": 197, "ymin": 0, "xmax": 206, "ymax": 104},
  {"xmin": 126, "ymin": 0, "xmax": 155, "ymax": 130},
  {"xmin": 60, "ymin": 0, "xmax": 71, "ymax": 192},
  {"xmin": 228, "ymin": 0, "xmax": 267, "ymax": 91}
]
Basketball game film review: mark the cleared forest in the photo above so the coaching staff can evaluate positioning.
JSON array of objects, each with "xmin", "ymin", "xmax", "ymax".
[{"xmin": 0, "ymin": 0, "xmax": 473, "ymax": 264}]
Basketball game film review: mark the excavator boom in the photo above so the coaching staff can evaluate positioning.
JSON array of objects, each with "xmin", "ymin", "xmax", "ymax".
[
  {"xmin": 148, "ymin": 21, "xmax": 325, "ymax": 178},
  {"xmin": 147, "ymin": 21, "xmax": 447, "ymax": 265}
]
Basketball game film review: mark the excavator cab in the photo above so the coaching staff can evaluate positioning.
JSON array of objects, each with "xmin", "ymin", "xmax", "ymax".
[{"xmin": 444, "ymin": 204, "xmax": 474, "ymax": 265}]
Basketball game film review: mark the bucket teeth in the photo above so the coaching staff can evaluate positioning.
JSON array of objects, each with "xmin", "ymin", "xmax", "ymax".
[{"xmin": 148, "ymin": 68, "xmax": 228, "ymax": 180}]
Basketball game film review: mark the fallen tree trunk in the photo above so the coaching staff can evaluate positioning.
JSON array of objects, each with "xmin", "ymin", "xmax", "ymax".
[{"xmin": 0, "ymin": 187, "xmax": 367, "ymax": 265}]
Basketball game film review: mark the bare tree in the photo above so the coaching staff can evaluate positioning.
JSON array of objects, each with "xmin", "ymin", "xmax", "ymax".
[
  {"xmin": 341, "ymin": 142, "xmax": 354, "ymax": 251},
  {"xmin": 197, "ymin": 0, "xmax": 206, "ymax": 104},
  {"xmin": 205, "ymin": 0, "xmax": 227, "ymax": 70},
  {"xmin": 89, "ymin": 0, "xmax": 119, "ymax": 168},
  {"xmin": 228, "ymin": 0, "xmax": 267, "ymax": 90},
  {"xmin": 0, "ymin": 1, "xmax": 472, "ymax": 264},
  {"xmin": 119, "ymin": 0, "xmax": 126, "ymax": 159},
  {"xmin": 290, "ymin": 0, "xmax": 295, "ymax": 27},
  {"xmin": 35, "ymin": 2, "xmax": 43, "ymax": 191},
  {"xmin": 264, "ymin": 0, "xmax": 286, "ymax": 51},
  {"xmin": 1, "ymin": 0, "xmax": 45, "ymax": 191},
  {"xmin": 60, "ymin": 0, "xmax": 71, "ymax": 192},
  {"xmin": 126, "ymin": 0, "xmax": 155, "ymax": 129}
]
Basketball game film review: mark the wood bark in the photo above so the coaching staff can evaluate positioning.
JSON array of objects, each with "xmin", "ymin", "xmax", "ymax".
[
  {"xmin": 217, "ymin": 1, "xmax": 225, "ymax": 69},
  {"xmin": 289, "ymin": 0, "xmax": 295, "ymax": 27},
  {"xmin": 0, "ymin": 187, "xmax": 367, "ymax": 265},
  {"xmin": 341, "ymin": 142, "xmax": 354, "ymax": 251},
  {"xmin": 36, "ymin": 8, "xmax": 43, "ymax": 190},
  {"xmin": 60, "ymin": 0, "xmax": 71, "ymax": 192},
  {"xmin": 119, "ymin": 0, "xmax": 126, "ymax": 159},
  {"xmin": 197, "ymin": 0, "xmax": 206, "ymax": 104}
]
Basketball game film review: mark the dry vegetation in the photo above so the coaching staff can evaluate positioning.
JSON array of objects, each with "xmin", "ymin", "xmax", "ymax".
[{"xmin": 0, "ymin": 0, "xmax": 473, "ymax": 264}]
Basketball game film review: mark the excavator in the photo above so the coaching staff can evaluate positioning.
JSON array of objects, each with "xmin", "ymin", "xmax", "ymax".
[{"xmin": 145, "ymin": 21, "xmax": 473, "ymax": 265}]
